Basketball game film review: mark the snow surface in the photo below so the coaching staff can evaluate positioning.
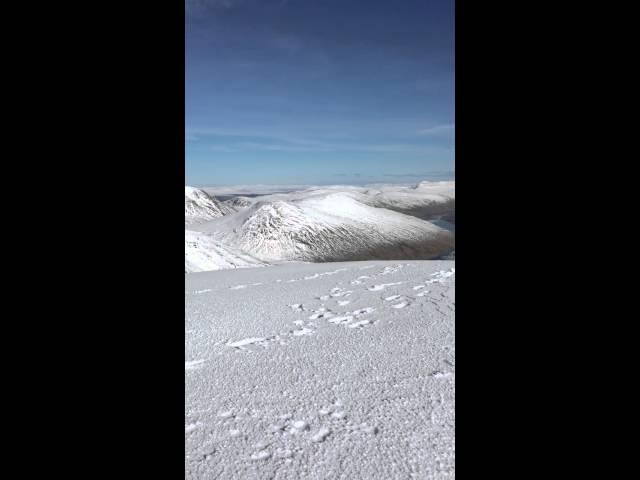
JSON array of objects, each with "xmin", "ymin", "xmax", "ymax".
[
  {"xmin": 186, "ymin": 260, "xmax": 455, "ymax": 479},
  {"xmin": 185, "ymin": 230, "xmax": 267, "ymax": 273}
]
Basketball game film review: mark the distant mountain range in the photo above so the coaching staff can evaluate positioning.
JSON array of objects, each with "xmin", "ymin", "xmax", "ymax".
[{"xmin": 185, "ymin": 182, "xmax": 455, "ymax": 272}]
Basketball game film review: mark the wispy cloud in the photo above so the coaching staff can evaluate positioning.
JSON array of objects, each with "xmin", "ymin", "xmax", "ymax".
[
  {"xmin": 383, "ymin": 171, "xmax": 454, "ymax": 179},
  {"xmin": 188, "ymin": 128, "xmax": 453, "ymax": 155},
  {"xmin": 417, "ymin": 124, "xmax": 455, "ymax": 136}
]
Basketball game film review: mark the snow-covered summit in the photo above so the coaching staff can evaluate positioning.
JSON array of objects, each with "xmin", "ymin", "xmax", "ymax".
[
  {"xmin": 185, "ymin": 186, "xmax": 233, "ymax": 225},
  {"xmin": 194, "ymin": 192, "xmax": 453, "ymax": 263},
  {"xmin": 223, "ymin": 196, "xmax": 253, "ymax": 210}
]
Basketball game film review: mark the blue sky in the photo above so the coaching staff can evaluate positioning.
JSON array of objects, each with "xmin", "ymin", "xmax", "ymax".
[{"xmin": 186, "ymin": 0, "xmax": 454, "ymax": 186}]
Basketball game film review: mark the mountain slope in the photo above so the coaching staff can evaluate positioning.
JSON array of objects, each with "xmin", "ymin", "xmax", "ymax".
[
  {"xmin": 185, "ymin": 230, "xmax": 268, "ymax": 273},
  {"xmin": 229, "ymin": 181, "xmax": 455, "ymax": 223},
  {"xmin": 222, "ymin": 196, "xmax": 253, "ymax": 210},
  {"xmin": 365, "ymin": 181, "xmax": 455, "ymax": 221},
  {"xmin": 185, "ymin": 186, "xmax": 233, "ymax": 225},
  {"xmin": 194, "ymin": 192, "xmax": 454, "ymax": 263}
]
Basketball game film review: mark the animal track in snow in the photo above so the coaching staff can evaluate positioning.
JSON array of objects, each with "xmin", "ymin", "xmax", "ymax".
[
  {"xmin": 430, "ymin": 370, "xmax": 454, "ymax": 379},
  {"xmin": 185, "ymin": 359, "xmax": 206, "ymax": 370},
  {"xmin": 309, "ymin": 308, "xmax": 335, "ymax": 320},
  {"xmin": 288, "ymin": 303, "xmax": 304, "ymax": 312},
  {"xmin": 304, "ymin": 268, "xmax": 348, "ymax": 280},
  {"xmin": 185, "ymin": 422, "xmax": 201, "ymax": 433},
  {"xmin": 368, "ymin": 282, "xmax": 404, "ymax": 291},
  {"xmin": 328, "ymin": 315, "xmax": 354, "ymax": 325},
  {"xmin": 292, "ymin": 327, "xmax": 314, "ymax": 337},
  {"xmin": 226, "ymin": 337, "xmax": 271, "ymax": 350},
  {"xmin": 352, "ymin": 307, "xmax": 376, "ymax": 315},
  {"xmin": 380, "ymin": 265, "xmax": 404, "ymax": 276},
  {"xmin": 292, "ymin": 420, "xmax": 308, "ymax": 430},
  {"xmin": 348, "ymin": 319, "xmax": 375, "ymax": 328},
  {"xmin": 327, "ymin": 306, "xmax": 375, "ymax": 327},
  {"xmin": 391, "ymin": 301, "xmax": 409, "ymax": 309},
  {"xmin": 230, "ymin": 282, "xmax": 264, "ymax": 290},
  {"xmin": 329, "ymin": 287, "xmax": 352, "ymax": 298},
  {"xmin": 425, "ymin": 268, "xmax": 455, "ymax": 284},
  {"xmin": 350, "ymin": 275, "xmax": 371, "ymax": 285},
  {"xmin": 191, "ymin": 289, "xmax": 212, "ymax": 294},
  {"xmin": 251, "ymin": 450, "xmax": 271, "ymax": 461},
  {"xmin": 311, "ymin": 427, "xmax": 331, "ymax": 443}
]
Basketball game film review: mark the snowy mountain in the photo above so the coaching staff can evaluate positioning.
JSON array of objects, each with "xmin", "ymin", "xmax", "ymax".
[
  {"xmin": 224, "ymin": 181, "xmax": 455, "ymax": 222},
  {"xmin": 193, "ymin": 191, "xmax": 453, "ymax": 263},
  {"xmin": 222, "ymin": 196, "xmax": 253, "ymax": 210},
  {"xmin": 185, "ymin": 186, "xmax": 233, "ymax": 225},
  {"xmin": 185, "ymin": 181, "xmax": 455, "ymax": 272},
  {"xmin": 362, "ymin": 181, "xmax": 455, "ymax": 222}
]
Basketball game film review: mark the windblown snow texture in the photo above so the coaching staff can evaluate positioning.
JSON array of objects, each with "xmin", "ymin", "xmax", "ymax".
[{"xmin": 186, "ymin": 260, "xmax": 455, "ymax": 479}]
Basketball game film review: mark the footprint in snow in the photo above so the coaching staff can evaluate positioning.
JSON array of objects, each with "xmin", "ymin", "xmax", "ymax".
[
  {"xmin": 251, "ymin": 450, "xmax": 271, "ymax": 461},
  {"xmin": 309, "ymin": 309, "xmax": 335, "ymax": 320},
  {"xmin": 185, "ymin": 359, "xmax": 206, "ymax": 370},
  {"xmin": 330, "ymin": 288, "xmax": 352, "ymax": 297},
  {"xmin": 348, "ymin": 319, "xmax": 374, "ymax": 328},
  {"xmin": 430, "ymin": 371, "xmax": 454, "ymax": 379},
  {"xmin": 391, "ymin": 301, "xmax": 410, "ymax": 309},
  {"xmin": 311, "ymin": 427, "xmax": 331, "ymax": 443},
  {"xmin": 226, "ymin": 337, "xmax": 276, "ymax": 350},
  {"xmin": 291, "ymin": 327, "xmax": 314, "ymax": 337},
  {"xmin": 352, "ymin": 307, "xmax": 375, "ymax": 316},
  {"xmin": 368, "ymin": 282, "xmax": 404, "ymax": 291},
  {"xmin": 328, "ymin": 315, "xmax": 354, "ymax": 325},
  {"xmin": 292, "ymin": 420, "xmax": 308, "ymax": 430},
  {"xmin": 185, "ymin": 423, "xmax": 200, "ymax": 433}
]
